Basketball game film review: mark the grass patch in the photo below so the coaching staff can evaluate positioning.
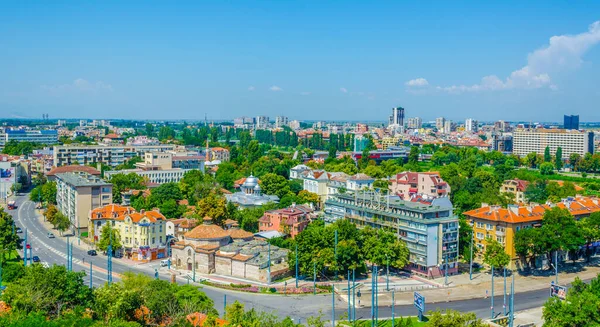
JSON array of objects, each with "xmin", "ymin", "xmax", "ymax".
[{"xmin": 344, "ymin": 317, "xmax": 428, "ymax": 327}]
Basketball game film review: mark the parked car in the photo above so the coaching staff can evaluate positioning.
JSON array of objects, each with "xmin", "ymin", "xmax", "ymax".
[
  {"xmin": 47, "ymin": 232, "xmax": 55, "ymax": 238},
  {"xmin": 160, "ymin": 259, "xmax": 170, "ymax": 267},
  {"xmin": 114, "ymin": 252, "xmax": 123, "ymax": 258},
  {"xmin": 87, "ymin": 250, "xmax": 97, "ymax": 256},
  {"xmin": 16, "ymin": 227, "xmax": 23, "ymax": 233},
  {"xmin": 32, "ymin": 256, "xmax": 40, "ymax": 263}
]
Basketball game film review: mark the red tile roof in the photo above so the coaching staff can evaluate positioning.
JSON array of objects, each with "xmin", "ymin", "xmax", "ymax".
[{"xmin": 47, "ymin": 165, "xmax": 101, "ymax": 176}]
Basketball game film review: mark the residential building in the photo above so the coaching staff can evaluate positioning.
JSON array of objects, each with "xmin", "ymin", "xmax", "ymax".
[
  {"xmin": 355, "ymin": 123, "xmax": 369, "ymax": 134},
  {"xmin": 435, "ymin": 117, "xmax": 446, "ymax": 131},
  {"xmin": 325, "ymin": 192, "xmax": 459, "ymax": 277},
  {"xmin": 166, "ymin": 218, "xmax": 199, "ymax": 240},
  {"xmin": 46, "ymin": 165, "xmax": 101, "ymax": 181},
  {"xmin": 492, "ymin": 134, "xmax": 513, "ymax": 152},
  {"xmin": 389, "ymin": 171, "xmax": 450, "ymax": 200},
  {"xmin": 275, "ymin": 116, "xmax": 289, "ymax": 128},
  {"xmin": 171, "ymin": 217, "xmax": 288, "ymax": 282},
  {"xmin": 346, "ymin": 173, "xmax": 375, "ymax": 191},
  {"xmin": 494, "ymin": 120, "xmax": 510, "ymax": 132},
  {"xmin": 258, "ymin": 204, "xmax": 314, "ymax": 238},
  {"xmin": 388, "ymin": 107, "xmax": 405, "ymax": 127},
  {"xmin": 500, "ymin": 179, "xmax": 530, "ymax": 204},
  {"xmin": 89, "ymin": 204, "xmax": 167, "ymax": 261},
  {"xmin": 233, "ymin": 116, "xmax": 255, "ymax": 129},
  {"xmin": 56, "ymin": 172, "xmax": 113, "ymax": 232},
  {"xmin": 255, "ymin": 116, "xmax": 270, "ymax": 129},
  {"xmin": 302, "ymin": 170, "xmax": 332, "ymax": 205},
  {"xmin": 5, "ymin": 129, "xmax": 58, "ymax": 144},
  {"xmin": 289, "ymin": 164, "xmax": 311, "ymax": 180},
  {"xmin": 353, "ymin": 135, "xmax": 370, "ymax": 152},
  {"xmin": 127, "ymin": 136, "xmax": 160, "ymax": 146},
  {"xmin": 512, "ymin": 128, "xmax": 594, "ymax": 159},
  {"xmin": 225, "ymin": 175, "xmax": 279, "ymax": 209},
  {"xmin": 465, "ymin": 118, "xmax": 478, "ymax": 133},
  {"xmin": 288, "ymin": 120, "xmax": 301, "ymax": 130},
  {"xmin": 564, "ymin": 115, "xmax": 580, "ymax": 130},
  {"xmin": 53, "ymin": 144, "xmax": 176, "ymax": 167},
  {"xmin": 443, "ymin": 120, "xmax": 453, "ymax": 134},
  {"xmin": 464, "ymin": 196, "xmax": 600, "ymax": 268},
  {"xmin": 207, "ymin": 147, "xmax": 230, "ymax": 162},
  {"xmin": 172, "ymin": 155, "xmax": 204, "ymax": 170},
  {"xmin": 351, "ymin": 147, "xmax": 409, "ymax": 164},
  {"xmin": 407, "ymin": 117, "xmax": 422, "ymax": 130}
]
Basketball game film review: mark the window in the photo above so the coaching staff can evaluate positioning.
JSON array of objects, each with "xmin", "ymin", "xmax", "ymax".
[
  {"xmin": 476, "ymin": 232, "xmax": 484, "ymax": 240},
  {"xmin": 159, "ymin": 236, "xmax": 163, "ymax": 243},
  {"xmin": 476, "ymin": 222, "xmax": 484, "ymax": 228},
  {"xmin": 152, "ymin": 237, "xmax": 155, "ymax": 244},
  {"xmin": 497, "ymin": 236, "xmax": 505, "ymax": 243},
  {"xmin": 486, "ymin": 224, "xmax": 493, "ymax": 231}
]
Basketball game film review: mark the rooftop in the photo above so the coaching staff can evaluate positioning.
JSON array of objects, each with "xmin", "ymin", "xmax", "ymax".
[
  {"xmin": 55, "ymin": 172, "xmax": 111, "ymax": 187},
  {"xmin": 46, "ymin": 165, "xmax": 101, "ymax": 177}
]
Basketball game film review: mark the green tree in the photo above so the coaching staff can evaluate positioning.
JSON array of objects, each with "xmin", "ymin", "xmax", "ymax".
[
  {"xmin": 260, "ymin": 173, "xmax": 292, "ymax": 199},
  {"xmin": 544, "ymin": 146, "xmax": 552, "ymax": 162},
  {"xmin": 483, "ymin": 239, "xmax": 510, "ymax": 269},
  {"xmin": 196, "ymin": 192, "xmax": 229, "ymax": 226},
  {"xmin": 0, "ymin": 208, "xmax": 22, "ymax": 263},
  {"xmin": 542, "ymin": 275, "xmax": 600, "ymax": 326},
  {"xmin": 525, "ymin": 180, "xmax": 548, "ymax": 203},
  {"xmin": 540, "ymin": 162, "xmax": 554, "ymax": 175},
  {"xmin": 97, "ymin": 223, "xmax": 123, "ymax": 253},
  {"xmin": 42, "ymin": 181, "xmax": 58, "ymax": 204},
  {"xmin": 54, "ymin": 212, "xmax": 71, "ymax": 236},
  {"xmin": 409, "ymin": 146, "xmax": 420, "ymax": 164},
  {"xmin": 109, "ymin": 173, "xmax": 145, "ymax": 204},
  {"xmin": 555, "ymin": 147, "xmax": 563, "ymax": 170},
  {"xmin": 425, "ymin": 309, "xmax": 488, "ymax": 327}
]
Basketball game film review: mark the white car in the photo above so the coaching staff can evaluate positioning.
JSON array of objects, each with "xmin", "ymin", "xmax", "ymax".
[
  {"xmin": 47, "ymin": 232, "xmax": 55, "ymax": 238},
  {"xmin": 160, "ymin": 259, "xmax": 170, "ymax": 267}
]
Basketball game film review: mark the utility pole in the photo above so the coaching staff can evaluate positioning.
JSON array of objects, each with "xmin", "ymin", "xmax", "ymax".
[
  {"xmin": 555, "ymin": 250, "xmax": 558, "ymax": 285},
  {"xmin": 491, "ymin": 265, "xmax": 494, "ymax": 319},
  {"xmin": 89, "ymin": 262, "xmax": 93, "ymax": 288},
  {"xmin": 23, "ymin": 229, "xmax": 27, "ymax": 267},
  {"xmin": 371, "ymin": 266, "xmax": 375, "ymax": 327},
  {"xmin": 347, "ymin": 270, "xmax": 351, "ymax": 322},
  {"xmin": 334, "ymin": 229, "xmax": 338, "ymax": 279},
  {"xmin": 391, "ymin": 290, "xmax": 395, "ymax": 327},
  {"xmin": 503, "ymin": 267, "xmax": 507, "ymax": 316},
  {"xmin": 386, "ymin": 254, "xmax": 390, "ymax": 291},
  {"xmin": 107, "ymin": 231, "xmax": 113, "ymax": 284},
  {"xmin": 66, "ymin": 236, "xmax": 70, "ymax": 271},
  {"xmin": 469, "ymin": 231, "xmax": 474, "ymax": 280},
  {"xmin": 313, "ymin": 261, "xmax": 316, "ymax": 295},
  {"xmin": 331, "ymin": 284, "xmax": 335, "ymax": 327},
  {"xmin": 352, "ymin": 268, "xmax": 356, "ymax": 323},
  {"xmin": 224, "ymin": 294, "xmax": 227, "ymax": 314},
  {"xmin": 295, "ymin": 243, "xmax": 299, "ymax": 288},
  {"xmin": 267, "ymin": 243, "xmax": 271, "ymax": 285},
  {"xmin": 444, "ymin": 252, "xmax": 448, "ymax": 286},
  {"xmin": 509, "ymin": 271, "xmax": 515, "ymax": 327}
]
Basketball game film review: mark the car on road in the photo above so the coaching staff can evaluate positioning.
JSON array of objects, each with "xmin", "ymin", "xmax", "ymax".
[
  {"xmin": 47, "ymin": 232, "xmax": 55, "ymax": 238},
  {"xmin": 160, "ymin": 259, "xmax": 170, "ymax": 267},
  {"xmin": 87, "ymin": 250, "xmax": 97, "ymax": 256},
  {"xmin": 32, "ymin": 256, "xmax": 40, "ymax": 263},
  {"xmin": 16, "ymin": 227, "xmax": 23, "ymax": 233}
]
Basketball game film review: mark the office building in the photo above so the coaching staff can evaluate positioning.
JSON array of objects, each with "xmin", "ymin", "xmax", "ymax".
[
  {"xmin": 435, "ymin": 117, "xmax": 446, "ymax": 131},
  {"xmin": 564, "ymin": 115, "xmax": 580, "ymax": 130},
  {"xmin": 5, "ymin": 129, "xmax": 58, "ymax": 144},
  {"xmin": 512, "ymin": 129, "xmax": 594, "ymax": 159},
  {"xmin": 89, "ymin": 204, "xmax": 167, "ymax": 261},
  {"xmin": 275, "ymin": 116, "xmax": 289, "ymax": 128},
  {"xmin": 465, "ymin": 118, "xmax": 478, "ymax": 133},
  {"xmin": 52, "ymin": 144, "xmax": 176, "ymax": 167},
  {"xmin": 325, "ymin": 191, "xmax": 459, "ymax": 277},
  {"xmin": 406, "ymin": 117, "xmax": 422, "ymax": 129},
  {"xmin": 56, "ymin": 172, "xmax": 113, "ymax": 233},
  {"xmin": 255, "ymin": 116, "xmax": 270, "ymax": 129},
  {"xmin": 494, "ymin": 120, "xmax": 510, "ymax": 132},
  {"xmin": 388, "ymin": 107, "xmax": 405, "ymax": 127}
]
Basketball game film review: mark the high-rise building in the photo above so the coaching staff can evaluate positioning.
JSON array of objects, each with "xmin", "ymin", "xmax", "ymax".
[
  {"xmin": 275, "ymin": 116, "xmax": 289, "ymax": 128},
  {"xmin": 443, "ymin": 120, "xmax": 453, "ymax": 134},
  {"xmin": 407, "ymin": 117, "xmax": 422, "ymax": 129},
  {"xmin": 494, "ymin": 120, "xmax": 510, "ymax": 132},
  {"xmin": 288, "ymin": 120, "xmax": 301, "ymax": 130},
  {"xmin": 388, "ymin": 107, "xmax": 405, "ymax": 127},
  {"xmin": 255, "ymin": 116, "xmax": 270, "ymax": 129},
  {"xmin": 513, "ymin": 128, "xmax": 594, "ymax": 159},
  {"xmin": 564, "ymin": 115, "xmax": 580, "ymax": 130},
  {"xmin": 465, "ymin": 118, "xmax": 479, "ymax": 133},
  {"xmin": 436, "ymin": 117, "xmax": 446, "ymax": 131}
]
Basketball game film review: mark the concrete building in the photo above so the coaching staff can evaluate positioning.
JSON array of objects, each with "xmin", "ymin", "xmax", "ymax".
[
  {"xmin": 463, "ymin": 196, "xmax": 600, "ymax": 268},
  {"xmin": 288, "ymin": 120, "xmax": 301, "ymax": 130},
  {"xmin": 89, "ymin": 204, "xmax": 167, "ymax": 261},
  {"xmin": 500, "ymin": 179, "xmax": 530, "ymax": 204},
  {"xmin": 443, "ymin": 120, "xmax": 453, "ymax": 134},
  {"xmin": 166, "ymin": 218, "xmax": 198, "ymax": 240},
  {"xmin": 435, "ymin": 117, "xmax": 446, "ymax": 131},
  {"xmin": 53, "ymin": 144, "xmax": 176, "ymax": 167},
  {"xmin": 388, "ymin": 107, "xmax": 405, "ymax": 128},
  {"xmin": 389, "ymin": 171, "xmax": 451, "ymax": 200},
  {"xmin": 289, "ymin": 164, "xmax": 311, "ymax": 180},
  {"xmin": 346, "ymin": 173, "xmax": 375, "ymax": 191},
  {"xmin": 512, "ymin": 129, "xmax": 594, "ymax": 159},
  {"xmin": 564, "ymin": 115, "xmax": 579, "ymax": 130},
  {"xmin": 258, "ymin": 204, "xmax": 314, "ymax": 239},
  {"xmin": 492, "ymin": 134, "xmax": 513, "ymax": 153},
  {"xmin": 5, "ymin": 129, "xmax": 58, "ymax": 144},
  {"xmin": 255, "ymin": 116, "xmax": 270, "ymax": 129},
  {"xmin": 171, "ymin": 218, "xmax": 288, "ymax": 282},
  {"xmin": 46, "ymin": 165, "xmax": 101, "ymax": 181},
  {"xmin": 325, "ymin": 192, "xmax": 459, "ymax": 277},
  {"xmin": 275, "ymin": 116, "xmax": 289, "ymax": 128},
  {"xmin": 406, "ymin": 117, "xmax": 422, "ymax": 130},
  {"xmin": 56, "ymin": 172, "xmax": 112, "ymax": 233},
  {"xmin": 207, "ymin": 147, "xmax": 230, "ymax": 162},
  {"xmin": 465, "ymin": 118, "xmax": 478, "ymax": 133}
]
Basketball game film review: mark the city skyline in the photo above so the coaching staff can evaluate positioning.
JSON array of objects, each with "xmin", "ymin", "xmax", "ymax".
[{"xmin": 1, "ymin": 2, "xmax": 600, "ymax": 121}]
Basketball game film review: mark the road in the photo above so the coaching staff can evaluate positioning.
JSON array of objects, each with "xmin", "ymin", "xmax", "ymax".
[{"xmin": 9, "ymin": 194, "xmax": 556, "ymax": 321}]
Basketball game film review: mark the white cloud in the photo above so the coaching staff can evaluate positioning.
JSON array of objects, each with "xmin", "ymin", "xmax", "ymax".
[
  {"xmin": 247, "ymin": 86, "xmax": 255, "ymax": 91},
  {"xmin": 300, "ymin": 91, "xmax": 311, "ymax": 96},
  {"xmin": 426, "ymin": 21, "xmax": 600, "ymax": 94},
  {"xmin": 405, "ymin": 78, "xmax": 429, "ymax": 87},
  {"xmin": 269, "ymin": 85, "xmax": 283, "ymax": 92},
  {"xmin": 340, "ymin": 87, "xmax": 348, "ymax": 93},
  {"xmin": 42, "ymin": 78, "xmax": 113, "ymax": 93}
]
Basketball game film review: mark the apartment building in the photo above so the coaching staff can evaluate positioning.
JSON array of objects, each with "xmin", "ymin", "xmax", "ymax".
[
  {"xmin": 5, "ymin": 129, "xmax": 58, "ymax": 144},
  {"xmin": 512, "ymin": 128, "xmax": 594, "ymax": 159},
  {"xmin": 406, "ymin": 117, "xmax": 422, "ymax": 129},
  {"xmin": 53, "ymin": 144, "xmax": 176, "ymax": 167},
  {"xmin": 435, "ymin": 117, "xmax": 446, "ymax": 130},
  {"xmin": 465, "ymin": 118, "xmax": 478, "ymax": 133},
  {"xmin": 89, "ymin": 204, "xmax": 167, "ymax": 261},
  {"xmin": 500, "ymin": 179, "xmax": 530, "ymax": 204},
  {"xmin": 258, "ymin": 204, "xmax": 315, "ymax": 238},
  {"xmin": 275, "ymin": 116, "xmax": 289, "ymax": 128},
  {"xmin": 325, "ymin": 191, "xmax": 459, "ymax": 277},
  {"xmin": 255, "ymin": 116, "xmax": 270, "ymax": 129},
  {"xmin": 389, "ymin": 171, "xmax": 451, "ymax": 200},
  {"xmin": 56, "ymin": 172, "xmax": 113, "ymax": 232},
  {"xmin": 463, "ymin": 196, "xmax": 600, "ymax": 268}
]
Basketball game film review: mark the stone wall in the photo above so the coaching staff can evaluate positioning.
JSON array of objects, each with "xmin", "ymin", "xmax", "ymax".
[
  {"xmin": 231, "ymin": 260, "xmax": 246, "ymax": 279},
  {"xmin": 215, "ymin": 255, "xmax": 232, "ymax": 275}
]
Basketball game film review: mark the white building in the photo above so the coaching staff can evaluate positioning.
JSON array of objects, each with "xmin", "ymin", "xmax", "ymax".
[
  {"xmin": 436, "ymin": 117, "xmax": 446, "ymax": 131},
  {"xmin": 388, "ymin": 107, "xmax": 404, "ymax": 128},
  {"xmin": 512, "ymin": 129, "xmax": 595, "ymax": 159},
  {"xmin": 53, "ymin": 144, "xmax": 176, "ymax": 167},
  {"xmin": 275, "ymin": 116, "xmax": 289, "ymax": 128},
  {"xmin": 255, "ymin": 116, "xmax": 270, "ymax": 129},
  {"xmin": 407, "ymin": 117, "xmax": 422, "ymax": 129},
  {"xmin": 5, "ymin": 129, "xmax": 59, "ymax": 144},
  {"xmin": 288, "ymin": 120, "xmax": 301, "ymax": 130},
  {"xmin": 443, "ymin": 120, "xmax": 453, "ymax": 134},
  {"xmin": 465, "ymin": 119, "xmax": 478, "ymax": 133}
]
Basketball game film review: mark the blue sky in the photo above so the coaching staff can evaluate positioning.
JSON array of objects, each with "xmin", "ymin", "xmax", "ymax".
[{"xmin": 1, "ymin": 1, "xmax": 600, "ymax": 122}]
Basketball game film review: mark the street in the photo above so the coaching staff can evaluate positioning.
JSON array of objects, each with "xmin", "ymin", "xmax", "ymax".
[{"xmin": 10, "ymin": 194, "xmax": 554, "ymax": 321}]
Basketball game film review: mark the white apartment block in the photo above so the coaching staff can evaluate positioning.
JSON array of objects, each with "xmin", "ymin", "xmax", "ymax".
[
  {"xmin": 436, "ymin": 117, "xmax": 446, "ymax": 130},
  {"xmin": 255, "ymin": 116, "xmax": 270, "ymax": 129},
  {"xmin": 275, "ymin": 116, "xmax": 289, "ymax": 128},
  {"xmin": 53, "ymin": 144, "xmax": 176, "ymax": 167},
  {"xmin": 465, "ymin": 118, "xmax": 478, "ymax": 133},
  {"xmin": 512, "ymin": 129, "xmax": 595, "ymax": 159},
  {"xmin": 407, "ymin": 117, "xmax": 422, "ymax": 129},
  {"xmin": 56, "ymin": 172, "xmax": 113, "ymax": 232}
]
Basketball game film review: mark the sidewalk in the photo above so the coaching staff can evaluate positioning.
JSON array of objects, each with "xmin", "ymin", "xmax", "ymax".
[{"xmin": 514, "ymin": 307, "xmax": 543, "ymax": 326}]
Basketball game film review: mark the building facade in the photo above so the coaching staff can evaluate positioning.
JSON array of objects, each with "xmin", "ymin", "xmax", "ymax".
[
  {"xmin": 325, "ymin": 192, "xmax": 459, "ymax": 277},
  {"xmin": 275, "ymin": 116, "xmax": 289, "ymax": 128},
  {"xmin": 500, "ymin": 179, "xmax": 529, "ymax": 204},
  {"xmin": 5, "ymin": 129, "xmax": 58, "ymax": 144},
  {"xmin": 53, "ymin": 144, "xmax": 176, "ymax": 167},
  {"xmin": 465, "ymin": 119, "xmax": 478, "ymax": 133},
  {"xmin": 258, "ymin": 204, "xmax": 314, "ymax": 238},
  {"xmin": 406, "ymin": 117, "xmax": 422, "ymax": 130},
  {"xmin": 388, "ymin": 107, "xmax": 405, "ymax": 127},
  {"xmin": 56, "ymin": 172, "xmax": 113, "ymax": 232},
  {"xmin": 512, "ymin": 129, "xmax": 594, "ymax": 159},
  {"xmin": 564, "ymin": 115, "xmax": 579, "ymax": 130},
  {"xmin": 389, "ymin": 172, "xmax": 450, "ymax": 200}
]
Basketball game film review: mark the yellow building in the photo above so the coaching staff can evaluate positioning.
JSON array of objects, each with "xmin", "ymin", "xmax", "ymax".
[
  {"xmin": 464, "ymin": 196, "xmax": 600, "ymax": 268},
  {"xmin": 89, "ymin": 204, "xmax": 167, "ymax": 261}
]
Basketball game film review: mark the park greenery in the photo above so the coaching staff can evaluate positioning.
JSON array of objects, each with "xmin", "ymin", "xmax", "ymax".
[{"xmin": 542, "ymin": 273, "xmax": 600, "ymax": 326}]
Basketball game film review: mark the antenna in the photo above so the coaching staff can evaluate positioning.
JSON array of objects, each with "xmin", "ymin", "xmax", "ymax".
[{"xmin": 205, "ymin": 113, "xmax": 207, "ymax": 127}]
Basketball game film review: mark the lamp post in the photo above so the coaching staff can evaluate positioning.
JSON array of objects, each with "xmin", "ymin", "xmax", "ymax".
[
  {"xmin": 334, "ymin": 229, "xmax": 338, "ymax": 280},
  {"xmin": 107, "ymin": 231, "xmax": 113, "ymax": 284},
  {"xmin": 347, "ymin": 270, "xmax": 351, "ymax": 322},
  {"xmin": 386, "ymin": 254, "xmax": 390, "ymax": 291},
  {"xmin": 313, "ymin": 261, "xmax": 316, "ymax": 295},
  {"xmin": 352, "ymin": 269, "xmax": 356, "ymax": 323},
  {"xmin": 469, "ymin": 231, "xmax": 474, "ymax": 280},
  {"xmin": 295, "ymin": 243, "xmax": 299, "ymax": 288},
  {"xmin": 89, "ymin": 262, "xmax": 93, "ymax": 288},
  {"xmin": 444, "ymin": 252, "xmax": 448, "ymax": 286},
  {"xmin": 267, "ymin": 242, "xmax": 271, "ymax": 285},
  {"xmin": 66, "ymin": 236, "xmax": 70, "ymax": 271},
  {"xmin": 391, "ymin": 290, "xmax": 395, "ymax": 327},
  {"xmin": 331, "ymin": 284, "xmax": 335, "ymax": 327},
  {"xmin": 491, "ymin": 265, "xmax": 494, "ymax": 319},
  {"xmin": 23, "ymin": 228, "xmax": 27, "ymax": 267},
  {"xmin": 503, "ymin": 267, "xmax": 507, "ymax": 316},
  {"xmin": 555, "ymin": 250, "xmax": 558, "ymax": 285}
]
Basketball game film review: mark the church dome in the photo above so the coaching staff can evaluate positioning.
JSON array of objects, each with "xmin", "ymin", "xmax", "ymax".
[{"xmin": 243, "ymin": 175, "xmax": 258, "ymax": 188}]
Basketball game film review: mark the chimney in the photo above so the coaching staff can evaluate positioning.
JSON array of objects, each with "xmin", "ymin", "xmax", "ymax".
[{"xmin": 140, "ymin": 209, "xmax": 145, "ymax": 214}]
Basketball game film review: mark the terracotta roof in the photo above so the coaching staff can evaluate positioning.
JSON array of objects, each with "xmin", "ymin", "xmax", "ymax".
[
  {"xmin": 224, "ymin": 219, "xmax": 237, "ymax": 225},
  {"xmin": 228, "ymin": 229, "xmax": 254, "ymax": 239},
  {"xmin": 47, "ymin": 165, "xmax": 101, "ymax": 176},
  {"xmin": 170, "ymin": 218, "xmax": 198, "ymax": 229},
  {"xmin": 90, "ymin": 204, "xmax": 135, "ymax": 220},
  {"xmin": 128, "ymin": 211, "xmax": 166, "ymax": 223},
  {"xmin": 178, "ymin": 199, "xmax": 189, "ymax": 206},
  {"xmin": 104, "ymin": 133, "xmax": 121, "ymax": 139},
  {"xmin": 232, "ymin": 253, "xmax": 254, "ymax": 262},
  {"xmin": 184, "ymin": 224, "xmax": 230, "ymax": 240}
]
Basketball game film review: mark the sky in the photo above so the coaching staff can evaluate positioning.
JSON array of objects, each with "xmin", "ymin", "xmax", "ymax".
[{"xmin": 1, "ymin": 1, "xmax": 600, "ymax": 122}]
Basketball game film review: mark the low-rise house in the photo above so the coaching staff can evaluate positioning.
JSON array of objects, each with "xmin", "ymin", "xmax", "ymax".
[
  {"xmin": 89, "ymin": 204, "xmax": 167, "ymax": 261},
  {"xmin": 500, "ymin": 179, "xmax": 529, "ymax": 204},
  {"xmin": 346, "ymin": 173, "xmax": 375, "ymax": 191},
  {"xmin": 166, "ymin": 218, "xmax": 198, "ymax": 240},
  {"xmin": 389, "ymin": 171, "xmax": 450, "ymax": 200},
  {"xmin": 258, "ymin": 204, "xmax": 314, "ymax": 238}
]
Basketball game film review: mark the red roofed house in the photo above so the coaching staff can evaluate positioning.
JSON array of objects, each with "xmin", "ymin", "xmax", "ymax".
[
  {"xmin": 259, "ymin": 204, "xmax": 314, "ymax": 238},
  {"xmin": 500, "ymin": 179, "xmax": 530, "ymax": 204},
  {"xmin": 389, "ymin": 171, "xmax": 451, "ymax": 200}
]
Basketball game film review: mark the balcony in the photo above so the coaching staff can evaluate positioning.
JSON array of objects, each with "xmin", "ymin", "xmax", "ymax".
[{"xmin": 495, "ymin": 230, "xmax": 505, "ymax": 236}]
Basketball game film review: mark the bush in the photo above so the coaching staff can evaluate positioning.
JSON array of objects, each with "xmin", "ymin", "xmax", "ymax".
[{"xmin": 2, "ymin": 262, "xmax": 25, "ymax": 283}]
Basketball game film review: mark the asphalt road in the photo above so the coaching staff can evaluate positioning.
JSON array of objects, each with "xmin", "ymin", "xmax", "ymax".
[{"xmin": 9, "ymin": 194, "xmax": 556, "ymax": 322}]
